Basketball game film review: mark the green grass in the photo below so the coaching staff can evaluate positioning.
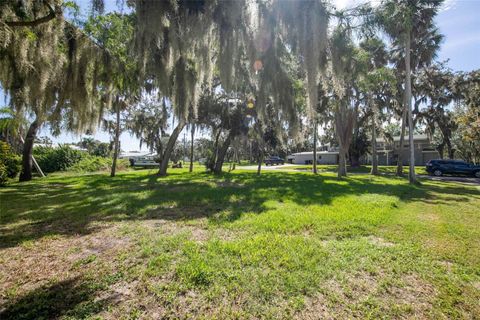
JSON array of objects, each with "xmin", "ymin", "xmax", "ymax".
[
  {"xmin": 262, "ymin": 164, "xmax": 429, "ymax": 175},
  {"xmin": 0, "ymin": 168, "xmax": 479, "ymax": 319}
]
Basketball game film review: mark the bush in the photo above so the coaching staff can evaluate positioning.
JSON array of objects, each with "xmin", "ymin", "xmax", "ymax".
[
  {"xmin": 0, "ymin": 141, "xmax": 21, "ymax": 184},
  {"xmin": 34, "ymin": 145, "xmax": 85, "ymax": 173},
  {"xmin": 70, "ymin": 156, "xmax": 111, "ymax": 172},
  {"xmin": 70, "ymin": 156, "xmax": 129, "ymax": 173},
  {"xmin": 0, "ymin": 162, "xmax": 8, "ymax": 186}
]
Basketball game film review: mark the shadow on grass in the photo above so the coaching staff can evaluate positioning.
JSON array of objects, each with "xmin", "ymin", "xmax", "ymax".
[
  {"xmin": 1, "ymin": 170, "xmax": 478, "ymax": 248},
  {"xmin": 0, "ymin": 276, "xmax": 112, "ymax": 320}
]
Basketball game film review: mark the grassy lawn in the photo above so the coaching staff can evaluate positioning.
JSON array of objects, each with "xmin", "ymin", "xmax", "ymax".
[
  {"xmin": 249, "ymin": 163, "xmax": 429, "ymax": 175},
  {"xmin": 0, "ymin": 168, "xmax": 479, "ymax": 319}
]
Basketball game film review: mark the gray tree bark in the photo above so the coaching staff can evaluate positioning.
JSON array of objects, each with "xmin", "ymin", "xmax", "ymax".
[
  {"xmin": 19, "ymin": 118, "xmax": 41, "ymax": 182},
  {"xmin": 335, "ymin": 103, "xmax": 354, "ymax": 178},
  {"xmin": 158, "ymin": 120, "xmax": 186, "ymax": 176},
  {"xmin": 213, "ymin": 131, "xmax": 233, "ymax": 174},
  {"xmin": 396, "ymin": 106, "xmax": 407, "ymax": 176},
  {"xmin": 256, "ymin": 139, "xmax": 264, "ymax": 175},
  {"xmin": 338, "ymin": 145, "xmax": 347, "ymax": 178},
  {"xmin": 370, "ymin": 97, "xmax": 378, "ymax": 175},
  {"xmin": 405, "ymin": 31, "xmax": 416, "ymax": 183},
  {"xmin": 189, "ymin": 124, "xmax": 195, "ymax": 173},
  {"xmin": 313, "ymin": 120, "xmax": 318, "ymax": 174},
  {"xmin": 110, "ymin": 102, "xmax": 121, "ymax": 177}
]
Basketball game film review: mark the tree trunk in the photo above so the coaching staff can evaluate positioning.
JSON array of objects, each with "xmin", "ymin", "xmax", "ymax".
[
  {"xmin": 338, "ymin": 144, "xmax": 347, "ymax": 178},
  {"xmin": 19, "ymin": 119, "xmax": 41, "ymax": 182},
  {"xmin": 396, "ymin": 107, "xmax": 407, "ymax": 176},
  {"xmin": 233, "ymin": 148, "xmax": 238, "ymax": 169},
  {"xmin": 313, "ymin": 120, "xmax": 318, "ymax": 174},
  {"xmin": 206, "ymin": 128, "xmax": 223, "ymax": 172},
  {"xmin": 444, "ymin": 135, "xmax": 454, "ymax": 159},
  {"xmin": 350, "ymin": 99, "xmax": 361, "ymax": 168},
  {"xmin": 189, "ymin": 123, "xmax": 195, "ymax": 172},
  {"xmin": 158, "ymin": 120, "xmax": 186, "ymax": 176},
  {"xmin": 249, "ymin": 140, "xmax": 253, "ymax": 163},
  {"xmin": 437, "ymin": 142, "xmax": 445, "ymax": 159},
  {"xmin": 257, "ymin": 146, "xmax": 264, "ymax": 175},
  {"xmin": 110, "ymin": 103, "xmax": 121, "ymax": 177},
  {"xmin": 334, "ymin": 104, "xmax": 354, "ymax": 178},
  {"xmin": 350, "ymin": 154, "xmax": 361, "ymax": 168},
  {"xmin": 156, "ymin": 138, "xmax": 164, "ymax": 171},
  {"xmin": 446, "ymin": 143, "xmax": 454, "ymax": 159},
  {"xmin": 405, "ymin": 31, "xmax": 416, "ymax": 184},
  {"xmin": 213, "ymin": 131, "xmax": 233, "ymax": 174},
  {"xmin": 370, "ymin": 98, "xmax": 378, "ymax": 175}
]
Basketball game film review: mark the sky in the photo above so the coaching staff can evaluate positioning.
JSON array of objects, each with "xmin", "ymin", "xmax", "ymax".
[{"xmin": 3, "ymin": 0, "xmax": 480, "ymax": 152}]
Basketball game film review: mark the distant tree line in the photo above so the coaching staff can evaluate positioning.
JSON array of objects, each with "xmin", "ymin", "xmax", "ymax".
[{"xmin": 0, "ymin": 0, "xmax": 478, "ymax": 184}]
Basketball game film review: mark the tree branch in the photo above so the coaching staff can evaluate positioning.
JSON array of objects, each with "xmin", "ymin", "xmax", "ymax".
[{"xmin": 4, "ymin": 1, "xmax": 60, "ymax": 27}]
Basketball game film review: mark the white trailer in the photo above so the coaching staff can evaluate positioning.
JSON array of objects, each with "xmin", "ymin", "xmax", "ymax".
[
  {"xmin": 287, "ymin": 151, "xmax": 339, "ymax": 165},
  {"xmin": 120, "ymin": 152, "xmax": 158, "ymax": 167}
]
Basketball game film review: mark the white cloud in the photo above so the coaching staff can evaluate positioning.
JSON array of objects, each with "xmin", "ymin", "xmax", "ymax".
[
  {"xmin": 442, "ymin": 33, "xmax": 480, "ymax": 51},
  {"xmin": 441, "ymin": 0, "xmax": 458, "ymax": 11}
]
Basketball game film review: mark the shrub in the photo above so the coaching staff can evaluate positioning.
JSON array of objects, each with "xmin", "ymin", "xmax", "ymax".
[
  {"xmin": 70, "ymin": 156, "xmax": 129, "ymax": 173},
  {"xmin": 0, "ymin": 162, "xmax": 8, "ymax": 186},
  {"xmin": 0, "ymin": 141, "xmax": 21, "ymax": 181},
  {"xmin": 70, "ymin": 156, "xmax": 111, "ymax": 172},
  {"xmin": 34, "ymin": 145, "xmax": 85, "ymax": 173}
]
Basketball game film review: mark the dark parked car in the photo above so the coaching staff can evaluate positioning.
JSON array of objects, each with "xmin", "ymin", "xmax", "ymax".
[
  {"xmin": 265, "ymin": 156, "xmax": 285, "ymax": 166},
  {"xmin": 426, "ymin": 159, "xmax": 480, "ymax": 178}
]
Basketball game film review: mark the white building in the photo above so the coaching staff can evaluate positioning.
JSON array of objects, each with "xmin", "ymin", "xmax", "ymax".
[
  {"xmin": 287, "ymin": 151, "xmax": 339, "ymax": 165},
  {"xmin": 287, "ymin": 134, "xmax": 440, "ymax": 166}
]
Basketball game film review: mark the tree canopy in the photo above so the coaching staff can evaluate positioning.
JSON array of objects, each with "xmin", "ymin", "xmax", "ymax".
[{"xmin": 1, "ymin": 0, "xmax": 478, "ymax": 181}]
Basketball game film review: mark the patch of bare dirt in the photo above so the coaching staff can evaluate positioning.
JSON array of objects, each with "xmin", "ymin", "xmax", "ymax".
[
  {"xmin": 383, "ymin": 274, "xmax": 437, "ymax": 316},
  {"xmin": 296, "ymin": 292, "xmax": 337, "ymax": 320},
  {"xmin": 419, "ymin": 212, "xmax": 441, "ymax": 222},
  {"xmin": 215, "ymin": 180, "xmax": 245, "ymax": 188},
  {"xmin": 0, "ymin": 224, "xmax": 132, "ymax": 310},
  {"xmin": 141, "ymin": 219, "xmax": 241, "ymax": 243},
  {"xmin": 296, "ymin": 277, "xmax": 356, "ymax": 320},
  {"xmin": 95, "ymin": 278, "xmax": 218, "ymax": 320},
  {"xmin": 364, "ymin": 236, "xmax": 395, "ymax": 247},
  {"xmin": 142, "ymin": 219, "xmax": 208, "ymax": 241},
  {"xmin": 297, "ymin": 273, "xmax": 436, "ymax": 319},
  {"xmin": 145, "ymin": 205, "xmax": 208, "ymax": 220},
  {"xmin": 472, "ymin": 281, "xmax": 480, "ymax": 291},
  {"xmin": 94, "ymin": 280, "xmax": 139, "ymax": 309},
  {"xmin": 438, "ymin": 260, "xmax": 455, "ymax": 272}
]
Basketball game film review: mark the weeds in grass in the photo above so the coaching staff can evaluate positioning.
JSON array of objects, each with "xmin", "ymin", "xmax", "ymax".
[{"xmin": 0, "ymin": 169, "xmax": 479, "ymax": 319}]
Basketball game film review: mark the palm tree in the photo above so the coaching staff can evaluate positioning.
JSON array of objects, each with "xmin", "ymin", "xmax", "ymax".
[
  {"xmin": 329, "ymin": 26, "xmax": 363, "ymax": 177},
  {"xmin": 388, "ymin": 24, "xmax": 443, "ymax": 176},
  {"xmin": 376, "ymin": 0, "xmax": 444, "ymax": 184},
  {"xmin": 0, "ymin": 107, "xmax": 22, "ymax": 145},
  {"xmin": 357, "ymin": 37, "xmax": 394, "ymax": 175}
]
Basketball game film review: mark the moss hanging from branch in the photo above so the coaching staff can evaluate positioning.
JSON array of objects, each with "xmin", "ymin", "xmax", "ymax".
[
  {"xmin": 272, "ymin": 0, "xmax": 329, "ymax": 117},
  {"xmin": 0, "ymin": 0, "xmax": 112, "ymax": 135}
]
